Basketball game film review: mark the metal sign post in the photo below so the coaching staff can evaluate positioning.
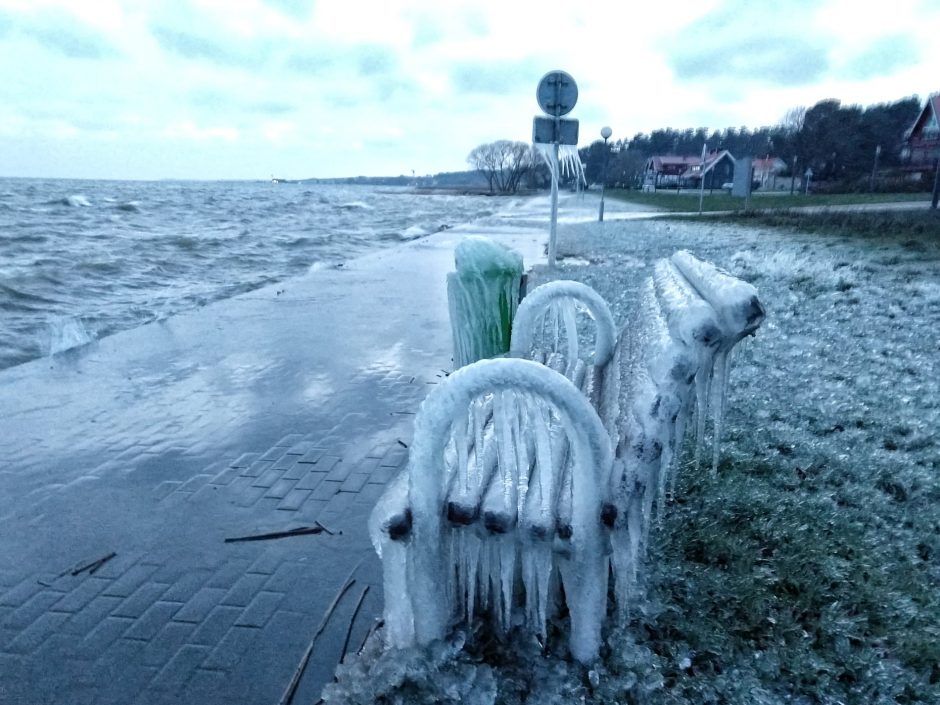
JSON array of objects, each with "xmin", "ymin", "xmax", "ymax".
[
  {"xmin": 533, "ymin": 70, "xmax": 578, "ymax": 267},
  {"xmin": 599, "ymin": 126, "xmax": 612, "ymax": 222}
]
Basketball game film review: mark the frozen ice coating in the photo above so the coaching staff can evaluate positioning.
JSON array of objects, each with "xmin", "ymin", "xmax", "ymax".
[
  {"xmin": 367, "ymin": 470, "xmax": 415, "ymax": 647},
  {"xmin": 671, "ymin": 249, "xmax": 765, "ymax": 343},
  {"xmin": 650, "ymin": 254, "xmax": 765, "ymax": 473},
  {"xmin": 510, "ymin": 280, "xmax": 617, "ymax": 365},
  {"xmin": 368, "ymin": 253, "xmax": 764, "ymax": 674},
  {"xmin": 369, "ymin": 357, "xmax": 613, "ymax": 661},
  {"xmin": 534, "ymin": 143, "xmax": 587, "ymax": 188},
  {"xmin": 454, "ymin": 236, "xmax": 524, "ymax": 278},
  {"xmin": 448, "ymin": 236, "xmax": 524, "ymax": 368},
  {"xmin": 652, "ymin": 259, "xmax": 722, "ymax": 354}
]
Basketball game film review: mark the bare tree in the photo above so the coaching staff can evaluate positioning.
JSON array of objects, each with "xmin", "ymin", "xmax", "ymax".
[
  {"xmin": 467, "ymin": 140, "xmax": 536, "ymax": 194},
  {"xmin": 782, "ymin": 106, "xmax": 807, "ymax": 133}
]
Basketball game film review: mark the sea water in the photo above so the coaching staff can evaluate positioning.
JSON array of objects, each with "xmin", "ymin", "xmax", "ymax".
[{"xmin": 0, "ymin": 179, "xmax": 497, "ymax": 370}]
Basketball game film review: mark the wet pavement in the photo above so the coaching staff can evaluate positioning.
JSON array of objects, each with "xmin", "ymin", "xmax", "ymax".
[{"xmin": 0, "ymin": 193, "xmax": 635, "ymax": 704}]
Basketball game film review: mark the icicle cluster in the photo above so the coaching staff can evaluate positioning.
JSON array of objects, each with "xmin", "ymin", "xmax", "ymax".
[
  {"xmin": 534, "ymin": 143, "xmax": 587, "ymax": 189},
  {"xmin": 369, "ymin": 253, "xmax": 763, "ymax": 667},
  {"xmin": 509, "ymin": 280, "xmax": 617, "ymax": 367},
  {"xmin": 371, "ymin": 358, "xmax": 612, "ymax": 663}
]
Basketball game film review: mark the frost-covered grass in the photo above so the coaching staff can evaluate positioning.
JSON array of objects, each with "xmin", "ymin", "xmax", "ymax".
[
  {"xmin": 705, "ymin": 208, "xmax": 940, "ymax": 241},
  {"xmin": 327, "ymin": 218, "xmax": 939, "ymax": 705},
  {"xmin": 609, "ymin": 191, "xmax": 932, "ymax": 213}
]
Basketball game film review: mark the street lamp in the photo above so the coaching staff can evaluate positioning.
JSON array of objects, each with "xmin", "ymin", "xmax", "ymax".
[{"xmin": 598, "ymin": 126, "xmax": 612, "ymax": 222}]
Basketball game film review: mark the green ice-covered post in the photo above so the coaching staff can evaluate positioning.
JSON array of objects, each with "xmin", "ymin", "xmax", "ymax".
[{"xmin": 447, "ymin": 237, "xmax": 524, "ymax": 368}]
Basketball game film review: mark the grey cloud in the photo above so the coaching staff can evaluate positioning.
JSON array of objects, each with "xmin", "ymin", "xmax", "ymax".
[
  {"xmin": 246, "ymin": 100, "xmax": 296, "ymax": 115},
  {"xmin": 667, "ymin": 0, "xmax": 828, "ymax": 86},
  {"xmin": 411, "ymin": 17, "xmax": 440, "ymax": 48},
  {"xmin": 151, "ymin": 26, "xmax": 265, "ymax": 69},
  {"xmin": 189, "ymin": 89, "xmax": 296, "ymax": 115},
  {"xmin": 670, "ymin": 37, "xmax": 829, "ymax": 86},
  {"xmin": 410, "ymin": 9, "xmax": 487, "ymax": 48},
  {"xmin": 285, "ymin": 44, "xmax": 398, "ymax": 81},
  {"xmin": 450, "ymin": 58, "xmax": 546, "ymax": 96},
  {"xmin": 284, "ymin": 50, "xmax": 335, "ymax": 74},
  {"xmin": 839, "ymin": 35, "xmax": 918, "ymax": 80},
  {"xmin": 262, "ymin": 0, "xmax": 316, "ymax": 20},
  {"xmin": 0, "ymin": 11, "xmax": 119, "ymax": 59},
  {"xmin": 680, "ymin": 0, "xmax": 819, "ymax": 35},
  {"xmin": 357, "ymin": 46, "xmax": 396, "ymax": 77},
  {"xmin": 24, "ymin": 25, "xmax": 118, "ymax": 59}
]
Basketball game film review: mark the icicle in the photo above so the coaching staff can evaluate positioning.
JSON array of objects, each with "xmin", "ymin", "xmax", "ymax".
[
  {"xmin": 710, "ymin": 349, "xmax": 729, "ymax": 474},
  {"xmin": 562, "ymin": 299, "xmax": 579, "ymax": 362},
  {"xmin": 512, "ymin": 393, "xmax": 530, "ymax": 515},
  {"xmin": 454, "ymin": 413, "xmax": 470, "ymax": 492},
  {"xmin": 465, "ymin": 532, "xmax": 481, "ymax": 623},
  {"xmin": 498, "ymin": 534, "xmax": 515, "ymax": 630},
  {"xmin": 496, "ymin": 390, "xmax": 517, "ymax": 508},
  {"xmin": 471, "ymin": 397, "xmax": 486, "ymax": 488},
  {"xmin": 534, "ymin": 143, "xmax": 587, "ymax": 189},
  {"xmin": 521, "ymin": 542, "xmax": 553, "ymax": 638},
  {"xmin": 693, "ymin": 366, "xmax": 711, "ymax": 472}
]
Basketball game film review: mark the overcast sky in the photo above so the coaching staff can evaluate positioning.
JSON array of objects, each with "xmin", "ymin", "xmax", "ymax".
[{"xmin": 0, "ymin": 0, "xmax": 936, "ymax": 180}]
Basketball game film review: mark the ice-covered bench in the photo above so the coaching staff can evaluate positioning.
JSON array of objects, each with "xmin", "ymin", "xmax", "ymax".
[
  {"xmin": 508, "ymin": 253, "xmax": 764, "ymax": 605},
  {"xmin": 368, "ymin": 250, "xmax": 764, "ymax": 663},
  {"xmin": 369, "ymin": 358, "xmax": 613, "ymax": 663}
]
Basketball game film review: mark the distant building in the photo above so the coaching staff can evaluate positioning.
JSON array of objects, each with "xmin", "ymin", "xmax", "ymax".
[
  {"xmin": 901, "ymin": 93, "xmax": 940, "ymax": 179},
  {"xmin": 680, "ymin": 150, "xmax": 736, "ymax": 190},
  {"xmin": 644, "ymin": 151, "xmax": 738, "ymax": 191},
  {"xmin": 643, "ymin": 155, "xmax": 701, "ymax": 190},
  {"xmin": 752, "ymin": 157, "xmax": 788, "ymax": 189}
]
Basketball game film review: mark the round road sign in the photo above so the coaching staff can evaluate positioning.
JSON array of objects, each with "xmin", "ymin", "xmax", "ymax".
[{"xmin": 536, "ymin": 71, "xmax": 578, "ymax": 117}]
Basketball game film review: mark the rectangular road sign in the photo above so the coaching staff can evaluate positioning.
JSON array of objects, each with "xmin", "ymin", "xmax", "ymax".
[{"xmin": 533, "ymin": 116, "xmax": 579, "ymax": 145}]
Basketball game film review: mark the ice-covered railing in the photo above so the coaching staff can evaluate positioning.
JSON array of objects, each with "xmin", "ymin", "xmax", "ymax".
[
  {"xmin": 509, "ymin": 280, "xmax": 617, "ymax": 367},
  {"xmin": 668, "ymin": 250, "xmax": 765, "ymax": 473},
  {"xmin": 369, "ymin": 250, "xmax": 763, "ymax": 665},
  {"xmin": 369, "ymin": 358, "xmax": 613, "ymax": 663}
]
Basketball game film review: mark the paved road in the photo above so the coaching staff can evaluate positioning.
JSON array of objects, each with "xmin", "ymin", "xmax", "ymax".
[{"xmin": 0, "ymin": 195, "xmax": 597, "ymax": 704}]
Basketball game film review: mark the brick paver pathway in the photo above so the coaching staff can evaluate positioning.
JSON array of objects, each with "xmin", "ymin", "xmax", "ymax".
[{"xmin": 0, "ymin": 222, "xmax": 548, "ymax": 705}]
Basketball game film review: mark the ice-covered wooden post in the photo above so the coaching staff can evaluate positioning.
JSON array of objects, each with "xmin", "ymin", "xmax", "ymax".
[{"xmin": 447, "ymin": 237, "xmax": 524, "ymax": 368}]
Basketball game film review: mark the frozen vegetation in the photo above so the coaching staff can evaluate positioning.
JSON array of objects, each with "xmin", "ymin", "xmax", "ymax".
[{"xmin": 327, "ymin": 216, "xmax": 939, "ymax": 704}]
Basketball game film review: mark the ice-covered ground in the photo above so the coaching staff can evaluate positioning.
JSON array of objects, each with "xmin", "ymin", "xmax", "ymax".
[{"xmin": 325, "ymin": 218, "xmax": 940, "ymax": 704}]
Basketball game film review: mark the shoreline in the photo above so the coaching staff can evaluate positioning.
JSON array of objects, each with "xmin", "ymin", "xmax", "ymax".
[{"xmin": 0, "ymin": 187, "xmax": 546, "ymax": 374}]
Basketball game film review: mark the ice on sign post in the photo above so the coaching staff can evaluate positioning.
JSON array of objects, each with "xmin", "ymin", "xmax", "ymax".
[{"xmin": 533, "ymin": 70, "xmax": 580, "ymax": 267}]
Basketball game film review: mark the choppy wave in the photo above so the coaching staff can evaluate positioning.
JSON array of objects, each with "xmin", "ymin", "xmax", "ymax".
[
  {"xmin": 0, "ymin": 179, "xmax": 498, "ymax": 370},
  {"xmin": 46, "ymin": 316, "xmax": 96, "ymax": 355},
  {"xmin": 0, "ymin": 283, "xmax": 59, "ymax": 307},
  {"xmin": 48, "ymin": 194, "xmax": 92, "ymax": 208}
]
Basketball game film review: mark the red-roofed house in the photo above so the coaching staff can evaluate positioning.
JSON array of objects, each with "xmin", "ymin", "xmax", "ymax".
[
  {"xmin": 752, "ymin": 157, "xmax": 788, "ymax": 188},
  {"xmin": 643, "ymin": 155, "xmax": 702, "ymax": 190},
  {"xmin": 643, "ymin": 151, "xmax": 738, "ymax": 190},
  {"xmin": 901, "ymin": 93, "xmax": 940, "ymax": 179}
]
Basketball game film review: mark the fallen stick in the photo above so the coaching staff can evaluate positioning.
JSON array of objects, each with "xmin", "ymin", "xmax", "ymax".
[
  {"xmin": 314, "ymin": 520, "xmax": 336, "ymax": 536},
  {"xmin": 58, "ymin": 552, "xmax": 117, "ymax": 578},
  {"xmin": 278, "ymin": 557, "xmax": 366, "ymax": 705},
  {"xmin": 338, "ymin": 585, "xmax": 370, "ymax": 665},
  {"xmin": 224, "ymin": 522, "xmax": 331, "ymax": 543}
]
